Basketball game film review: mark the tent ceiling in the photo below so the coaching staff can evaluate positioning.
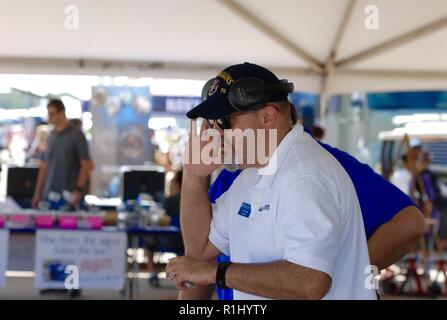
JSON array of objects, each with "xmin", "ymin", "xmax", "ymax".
[
  {"xmin": 0, "ymin": 0, "xmax": 446, "ymax": 94},
  {"xmin": 336, "ymin": 0, "xmax": 447, "ymax": 61},
  {"xmin": 345, "ymin": 28, "xmax": 447, "ymax": 71}
]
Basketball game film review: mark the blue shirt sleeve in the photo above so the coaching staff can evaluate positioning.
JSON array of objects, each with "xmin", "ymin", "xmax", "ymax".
[
  {"xmin": 303, "ymin": 126, "xmax": 415, "ymax": 238},
  {"xmin": 209, "ymin": 169, "xmax": 242, "ymax": 203},
  {"xmin": 315, "ymin": 137, "xmax": 415, "ymax": 238}
]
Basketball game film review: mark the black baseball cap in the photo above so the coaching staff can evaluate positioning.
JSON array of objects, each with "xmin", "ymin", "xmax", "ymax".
[{"xmin": 186, "ymin": 62, "xmax": 290, "ymax": 120}]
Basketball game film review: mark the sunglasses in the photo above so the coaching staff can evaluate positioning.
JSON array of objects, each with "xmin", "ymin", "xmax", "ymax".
[{"xmin": 206, "ymin": 116, "xmax": 231, "ymax": 130}]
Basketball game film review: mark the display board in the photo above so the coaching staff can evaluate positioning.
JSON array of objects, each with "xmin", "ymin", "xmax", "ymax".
[{"xmin": 35, "ymin": 230, "xmax": 127, "ymax": 289}]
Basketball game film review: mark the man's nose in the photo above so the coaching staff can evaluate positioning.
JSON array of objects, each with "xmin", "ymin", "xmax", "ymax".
[
  {"xmin": 209, "ymin": 124, "xmax": 224, "ymax": 135},
  {"xmin": 217, "ymin": 127, "xmax": 225, "ymax": 136}
]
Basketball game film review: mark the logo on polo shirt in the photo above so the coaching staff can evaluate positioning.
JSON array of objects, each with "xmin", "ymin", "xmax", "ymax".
[
  {"xmin": 237, "ymin": 202, "xmax": 252, "ymax": 218},
  {"xmin": 258, "ymin": 204, "xmax": 270, "ymax": 212}
]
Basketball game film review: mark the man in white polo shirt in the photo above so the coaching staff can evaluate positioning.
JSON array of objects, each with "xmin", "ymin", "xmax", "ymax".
[{"xmin": 166, "ymin": 63, "xmax": 376, "ymax": 300}]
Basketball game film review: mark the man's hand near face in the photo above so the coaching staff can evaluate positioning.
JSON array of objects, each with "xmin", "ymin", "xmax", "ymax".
[{"xmin": 178, "ymin": 119, "xmax": 224, "ymax": 299}]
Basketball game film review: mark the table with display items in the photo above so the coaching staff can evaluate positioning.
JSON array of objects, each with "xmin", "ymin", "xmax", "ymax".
[{"xmin": 3, "ymin": 224, "xmax": 179, "ymax": 299}]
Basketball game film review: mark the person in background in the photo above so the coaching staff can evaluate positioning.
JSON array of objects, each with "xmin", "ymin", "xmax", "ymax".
[
  {"xmin": 391, "ymin": 142, "xmax": 434, "ymax": 284},
  {"xmin": 405, "ymin": 146, "xmax": 432, "ymax": 220},
  {"xmin": 421, "ymin": 150, "xmax": 445, "ymax": 233},
  {"xmin": 69, "ymin": 118, "xmax": 94, "ymax": 193},
  {"xmin": 418, "ymin": 150, "xmax": 441, "ymax": 274},
  {"xmin": 32, "ymin": 100, "xmax": 91, "ymax": 210},
  {"xmin": 26, "ymin": 123, "xmax": 49, "ymax": 164},
  {"xmin": 163, "ymin": 170, "xmax": 183, "ymax": 228},
  {"xmin": 420, "ymin": 151, "xmax": 439, "ymax": 221},
  {"xmin": 310, "ymin": 125, "xmax": 325, "ymax": 142},
  {"xmin": 391, "ymin": 153, "xmax": 415, "ymax": 196},
  {"xmin": 145, "ymin": 170, "xmax": 184, "ymax": 287},
  {"xmin": 423, "ymin": 151, "xmax": 447, "ymax": 250},
  {"xmin": 69, "ymin": 118, "xmax": 82, "ymax": 130}
]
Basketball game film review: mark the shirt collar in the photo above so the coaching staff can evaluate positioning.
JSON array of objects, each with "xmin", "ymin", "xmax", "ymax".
[
  {"xmin": 54, "ymin": 123, "xmax": 73, "ymax": 135},
  {"xmin": 254, "ymin": 124, "xmax": 304, "ymax": 188}
]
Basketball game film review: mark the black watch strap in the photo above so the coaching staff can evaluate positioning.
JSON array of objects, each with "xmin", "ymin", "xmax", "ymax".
[{"xmin": 216, "ymin": 261, "xmax": 232, "ymax": 289}]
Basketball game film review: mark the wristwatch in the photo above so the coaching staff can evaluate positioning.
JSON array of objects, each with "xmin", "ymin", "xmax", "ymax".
[
  {"xmin": 75, "ymin": 186, "xmax": 84, "ymax": 193},
  {"xmin": 216, "ymin": 261, "xmax": 232, "ymax": 289}
]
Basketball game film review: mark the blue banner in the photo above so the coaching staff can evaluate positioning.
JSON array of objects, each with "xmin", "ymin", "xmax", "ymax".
[{"xmin": 151, "ymin": 96, "xmax": 201, "ymax": 115}]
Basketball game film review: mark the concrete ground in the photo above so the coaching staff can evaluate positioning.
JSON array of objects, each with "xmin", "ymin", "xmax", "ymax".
[
  {"xmin": 0, "ymin": 275, "xmax": 444, "ymax": 300},
  {"xmin": 0, "ymin": 273, "xmax": 179, "ymax": 300}
]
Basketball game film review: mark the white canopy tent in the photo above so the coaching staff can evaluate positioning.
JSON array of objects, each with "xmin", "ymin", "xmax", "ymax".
[{"xmin": 1, "ymin": 0, "xmax": 447, "ymax": 102}]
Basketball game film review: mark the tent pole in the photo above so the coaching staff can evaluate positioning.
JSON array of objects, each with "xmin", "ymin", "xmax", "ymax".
[
  {"xmin": 328, "ymin": 0, "xmax": 357, "ymax": 62},
  {"xmin": 319, "ymin": 56, "xmax": 336, "ymax": 126},
  {"xmin": 321, "ymin": 0, "xmax": 356, "ymax": 126},
  {"xmin": 337, "ymin": 15, "xmax": 447, "ymax": 69}
]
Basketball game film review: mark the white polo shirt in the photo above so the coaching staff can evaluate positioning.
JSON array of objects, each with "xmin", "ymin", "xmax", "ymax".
[{"xmin": 209, "ymin": 125, "xmax": 376, "ymax": 300}]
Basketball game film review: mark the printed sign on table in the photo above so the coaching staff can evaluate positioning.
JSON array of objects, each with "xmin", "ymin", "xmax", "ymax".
[{"xmin": 35, "ymin": 230, "xmax": 127, "ymax": 290}]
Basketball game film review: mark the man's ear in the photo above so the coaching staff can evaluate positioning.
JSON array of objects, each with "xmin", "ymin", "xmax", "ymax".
[{"xmin": 261, "ymin": 104, "xmax": 279, "ymax": 127}]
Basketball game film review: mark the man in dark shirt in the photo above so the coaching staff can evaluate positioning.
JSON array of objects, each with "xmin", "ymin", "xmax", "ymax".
[{"xmin": 32, "ymin": 99, "xmax": 91, "ymax": 210}]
